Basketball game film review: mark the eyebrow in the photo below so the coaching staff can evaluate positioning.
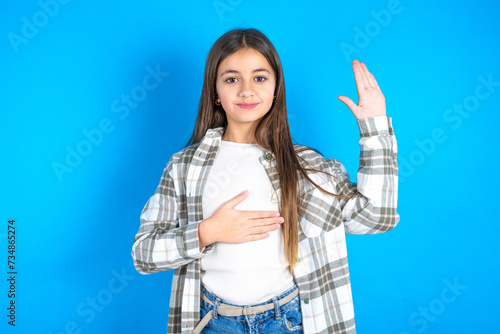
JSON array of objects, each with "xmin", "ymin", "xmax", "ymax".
[{"xmin": 220, "ymin": 68, "xmax": 271, "ymax": 77}]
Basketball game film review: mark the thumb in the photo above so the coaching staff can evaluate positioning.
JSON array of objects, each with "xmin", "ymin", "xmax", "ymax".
[
  {"xmin": 225, "ymin": 190, "xmax": 249, "ymax": 209},
  {"xmin": 338, "ymin": 95, "xmax": 358, "ymax": 117}
]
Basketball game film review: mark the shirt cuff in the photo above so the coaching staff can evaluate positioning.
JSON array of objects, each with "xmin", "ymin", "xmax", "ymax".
[
  {"xmin": 185, "ymin": 220, "xmax": 215, "ymax": 258},
  {"xmin": 357, "ymin": 116, "xmax": 394, "ymax": 137},
  {"xmin": 199, "ymin": 244, "xmax": 215, "ymax": 255}
]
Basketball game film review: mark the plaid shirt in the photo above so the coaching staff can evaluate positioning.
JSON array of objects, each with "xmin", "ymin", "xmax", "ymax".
[{"xmin": 131, "ymin": 116, "xmax": 399, "ymax": 334}]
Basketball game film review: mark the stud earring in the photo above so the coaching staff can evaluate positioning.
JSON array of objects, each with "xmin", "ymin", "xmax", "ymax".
[{"xmin": 215, "ymin": 98, "xmax": 221, "ymax": 106}]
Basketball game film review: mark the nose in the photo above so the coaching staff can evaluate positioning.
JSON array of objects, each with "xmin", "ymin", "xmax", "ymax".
[{"xmin": 238, "ymin": 80, "xmax": 254, "ymax": 97}]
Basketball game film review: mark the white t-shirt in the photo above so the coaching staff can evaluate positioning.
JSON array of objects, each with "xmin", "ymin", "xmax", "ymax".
[{"xmin": 200, "ymin": 140, "xmax": 295, "ymax": 305}]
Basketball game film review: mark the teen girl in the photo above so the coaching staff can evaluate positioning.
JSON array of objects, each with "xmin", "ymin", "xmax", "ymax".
[{"xmin": 132, "ymin": 28, "xmax": 399, "ymax": 334}]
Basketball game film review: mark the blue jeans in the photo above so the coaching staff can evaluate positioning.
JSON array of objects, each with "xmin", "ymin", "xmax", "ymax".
[{"xmin": 199, "ymin": 284, "xmax": 304, "ymax": 334}]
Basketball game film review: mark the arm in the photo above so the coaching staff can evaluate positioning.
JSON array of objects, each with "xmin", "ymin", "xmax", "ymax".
[
  {"xmin": 336, "ymin": 60, "xmax": 399, "ymax": 233},
  {"xmin": 338, "ymin": 116, "xmax": 399, "ymax": 234},
  {"xmin": 131, "ymin": 159, "xmax": 213, "ymax": 275}
]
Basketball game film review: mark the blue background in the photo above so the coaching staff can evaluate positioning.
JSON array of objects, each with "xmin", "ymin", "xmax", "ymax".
[{"xmin": 1, "ymin": 0, "xmax": 498, "ymax": 333}]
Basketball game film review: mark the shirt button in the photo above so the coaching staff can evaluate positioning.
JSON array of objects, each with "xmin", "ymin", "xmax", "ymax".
[
  {"xmin": 297, "ymin": 257, "xmax": 302, "ymax": 263},
  {"xmin": 274, "ymin": 174, "xmax": 280, "ymax": 179},
  {"xmin": 304, "ymin": 298, "xmax": 309, "ymax": 304}
]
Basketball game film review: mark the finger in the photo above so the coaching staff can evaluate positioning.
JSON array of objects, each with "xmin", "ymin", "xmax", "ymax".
[
  {"xmin": 248, "ymin": 217, "xmax": 284, "ymax": 227},
  {"xmin": 246, "ymin": 233, "xmax": 270, "ymax": 242},
  {"xmin": 360, "ymin": 62, "xmax": 377, "ymax": 89},
  {"xmin": 244, "ymin": 210, "xmax": 281, "ymax": 219},
  {"xmin": 369, "ymin": 71, "xmax": 381, "ymax": 90},
  {"xmin": 338, "ymin": 95, "xmax": 358, "ymax": 115},
  {"xmin": 225, "ymin": 190, "xmax": 249, "ymax": 209},
  {"xmin": 352, "ymin": 60, "xmax": 369, "ymax": 94},
  {"xmin": 361, "ymin": 63, "xmax": 383, "ymax": 91},
  {"xmin": 357, "ymin": 61, "xmax": 371, "ymax": 88},
  {"xmin": 248, "ymin": 223, "xmax": 281, "ymax": 235}
]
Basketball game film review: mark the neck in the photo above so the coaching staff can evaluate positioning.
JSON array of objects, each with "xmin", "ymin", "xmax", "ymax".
[{"xmin": 222, "ymin": 123, "xmax": 257, "ymax": 144}]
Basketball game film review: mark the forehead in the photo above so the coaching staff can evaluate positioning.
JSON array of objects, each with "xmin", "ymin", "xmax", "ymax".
[{"xmin": 217, "ymin": 48, "xmax": 272, "ymax": 73}]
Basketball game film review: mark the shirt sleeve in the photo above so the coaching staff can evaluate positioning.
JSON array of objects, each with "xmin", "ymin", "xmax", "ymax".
[
  {"xmin": 337, "ymin": 116, "xmax": 399, "ymax": 234},
  {"xmin": 131, "ymin": 159, "xmax": 214, "ymax": 275}
]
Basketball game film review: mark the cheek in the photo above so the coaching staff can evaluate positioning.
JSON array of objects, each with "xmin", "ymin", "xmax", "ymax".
[
  {"xmin": 220, "ymin": 94, "xmax": 234, "ymax": 111},
  {"xmin": 264, "ymin": 82, "xmax": 276, "ymax": 99},
  {"xmin": 220, "ymin": 95, "xmax": 233, "ymax": 107},
  {"xmin": 262, "ymin": 89, "xmax": 275, "ymax": 103},
  {"xmin": 217, "ymin": 86, "xmax": 234, "ymax": 102}
]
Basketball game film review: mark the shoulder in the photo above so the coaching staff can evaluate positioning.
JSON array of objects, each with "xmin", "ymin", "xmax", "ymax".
[
  {"xmin": 164, "ymin": 143, "xmax": 200, "ymax": 174},
  {"xmin": 171, "ymin": 143, "xmax": 199, "ymax": 163}
]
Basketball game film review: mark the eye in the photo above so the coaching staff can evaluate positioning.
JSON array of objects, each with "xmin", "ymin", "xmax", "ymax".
[
  {"xmin": 225, "ymin": 77, "xmax": 238, "ymax": 83},
  {"xmin": 255, "ymin": 76, "xmax": 267, "ymax": 82}
]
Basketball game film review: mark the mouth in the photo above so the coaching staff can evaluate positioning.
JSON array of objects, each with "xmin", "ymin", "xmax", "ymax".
[{"xmin": 237, "ymin": 103, "xmax": 259, "ymax": 110}]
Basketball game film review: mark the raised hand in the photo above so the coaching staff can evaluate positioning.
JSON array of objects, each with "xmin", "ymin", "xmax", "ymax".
[
  {"xmin": 198, "ymin": 190, "xmax": 284, "ymax": 249},
  {"xmin": 338, "ymin": 59, "xmax": 386, "ymax": 120}
]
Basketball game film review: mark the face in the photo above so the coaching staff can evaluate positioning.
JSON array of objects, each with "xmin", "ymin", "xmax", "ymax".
[{"xmin": 215, "ymin": 48, "xmax": 276, "ymax": 132}]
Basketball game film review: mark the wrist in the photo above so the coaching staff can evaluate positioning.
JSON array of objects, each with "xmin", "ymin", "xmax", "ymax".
[{"xmin": 199, "ymin": 217, "xmax": 216, "ymax": 249}]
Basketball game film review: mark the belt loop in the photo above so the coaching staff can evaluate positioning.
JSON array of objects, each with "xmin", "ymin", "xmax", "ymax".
[
  {"xmin": 272, "ymin": 297, "xmax": 281, "ymax": 319},
  {"xmin": 213, "ymin": 297, "xmax": 221, "ymax": 319}
]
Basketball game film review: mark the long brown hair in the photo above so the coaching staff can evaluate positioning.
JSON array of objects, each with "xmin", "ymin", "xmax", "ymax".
[{"xmin": 186, "ymin": 28, "xmax": 355, "ymax": 273}]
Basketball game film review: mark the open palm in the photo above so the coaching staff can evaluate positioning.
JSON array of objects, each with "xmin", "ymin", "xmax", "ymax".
[{"xmin": 338, "ymin": 59, "xmax": 386, "ymax": 120}]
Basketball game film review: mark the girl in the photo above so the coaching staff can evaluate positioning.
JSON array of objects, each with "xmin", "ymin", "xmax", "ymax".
[{"xmin": 131, "ymin": 28, "xmax": 399, "ymax": 334}]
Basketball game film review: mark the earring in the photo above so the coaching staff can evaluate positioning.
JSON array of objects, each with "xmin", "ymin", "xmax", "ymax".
[
  {"xmin": 273, "ymin": 95, "xmax": 276, "ymax": 100},
  {"xmin": 215, "ymin": 98, "xmax": 221, "ymax": 106}
]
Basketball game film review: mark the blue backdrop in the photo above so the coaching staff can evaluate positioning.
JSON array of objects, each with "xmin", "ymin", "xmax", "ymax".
[{"xmin": 1, "ymin": 0, "xmax": 498, "ymax": 333}]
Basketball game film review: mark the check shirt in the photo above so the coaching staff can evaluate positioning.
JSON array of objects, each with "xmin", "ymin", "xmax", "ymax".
[{"xmin": 131, "ymin": 116, "xmax": 399, "ymax": 334}]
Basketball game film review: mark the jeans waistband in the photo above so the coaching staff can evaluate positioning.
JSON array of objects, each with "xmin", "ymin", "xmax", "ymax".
[
  {"xmin": 200, "ymin": 283, "xmax": 298, "ymax": 309},
  {"xmin": 193, "ymin": 284, "xmax": 299, "ymax": 334}
]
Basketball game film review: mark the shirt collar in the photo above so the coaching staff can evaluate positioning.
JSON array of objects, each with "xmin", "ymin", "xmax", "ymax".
[
  {"xmin": 205, "ymin": 127, "xmax": 224, "ymax": 139},
  {"xmin": 203, "ymin": 127, "xmax": 275, "ymax": 159}
]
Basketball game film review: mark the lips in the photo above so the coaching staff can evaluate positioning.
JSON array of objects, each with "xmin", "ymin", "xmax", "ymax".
[{"xmin": 237, "ymin": 103, "xmax": 259, "ymax": 110}]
